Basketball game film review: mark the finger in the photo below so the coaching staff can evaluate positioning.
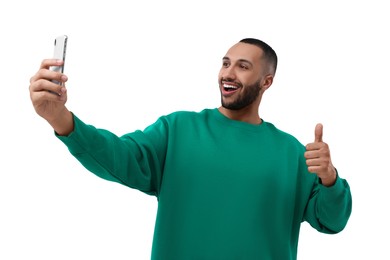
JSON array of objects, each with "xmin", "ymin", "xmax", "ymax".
[
  {"xmin": 305, "ymin": 157, "xmax": 322, "ymax": 166},
  {"xmin": 307, "ymin": 165, "xmax": 321, "ymax": 174},
  {"xmin": 30, "ymin": 68, "xmax": 68, "ymax": 85},
  {"xmin": 305, "ymin": 141, "xmax": 327, "ymax": 152},
  {"xmin": 40, "ymin": 59, "xmax": 64, "ymax": 69},
  {"xmin": 30, "ymin": 59, "xmax": 63, "ymax": 84},
  {"xmin": 314, "ymin": 123, "xmax": 323, "ymax": 143},
  {"xmin": 304, "ymin": 150, "xmax": 319, "ymax": 160},
  {"xmin": 31, "ymin": 87, "xmax": 67, "ymax": 104},
  {"xmin": 30, "ymin": 78, "xmax": 66, "ymax": 96},
  {"xmin": 306, "ymin": 158, "xmax": 326, "ymax": 174},
  {"xmin": 306, "ymin": 157, "xmax": 319, "ymax": 173}
]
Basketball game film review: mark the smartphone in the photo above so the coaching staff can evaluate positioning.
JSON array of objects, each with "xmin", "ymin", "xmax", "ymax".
[{"xmin": 50, "ymin": 35, "xmax": 68, "ymax": 85}]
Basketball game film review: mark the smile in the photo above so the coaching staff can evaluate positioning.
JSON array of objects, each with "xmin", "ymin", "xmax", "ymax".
[{"xmin": 223, "ymin": 84, "xmax": 239, "ymax": 92}]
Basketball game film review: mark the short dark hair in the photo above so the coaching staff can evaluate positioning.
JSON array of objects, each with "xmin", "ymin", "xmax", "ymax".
[{"xmin": 239, "ymin": 38, "xmax": 278, "ymax": 75}]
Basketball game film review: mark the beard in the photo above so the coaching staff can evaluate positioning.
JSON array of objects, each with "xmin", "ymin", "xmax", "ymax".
[{"xmin": 221, "ymin": 79, "xmax": 261, "ymax": 110}]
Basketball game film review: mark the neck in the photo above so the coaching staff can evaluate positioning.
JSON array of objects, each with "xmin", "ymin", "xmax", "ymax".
[{"xmin": 218, "ymin": 106, "xmax": 262, "ymax": 125}]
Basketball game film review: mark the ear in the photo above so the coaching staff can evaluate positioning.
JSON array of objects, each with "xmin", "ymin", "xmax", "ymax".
[{"xmin": 260, "ymin": 74, "xmax": 274, "ymax": 91}]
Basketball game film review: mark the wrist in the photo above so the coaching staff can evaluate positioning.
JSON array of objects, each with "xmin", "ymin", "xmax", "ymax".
[
  {"xmin": 48, "ymin": 108, "xmax": 74, "ymax": 136},
  {"xmin": 320, "ymin": 167, "xmax": 337, "ymax": 187}
]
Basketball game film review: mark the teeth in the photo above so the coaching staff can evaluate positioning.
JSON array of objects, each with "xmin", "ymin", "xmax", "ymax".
[{"xmin": 223, "ymin": 84, "xmax": 238, "ymax": 89}]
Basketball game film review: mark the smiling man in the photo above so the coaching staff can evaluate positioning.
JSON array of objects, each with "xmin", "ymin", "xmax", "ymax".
[
  {"xmin": 219, "ymin": 39, "xmax": 275, "ymax": 124},
  {"xmin": 29, "ymin": 38, "xmax": 352, "ymax": 259}
]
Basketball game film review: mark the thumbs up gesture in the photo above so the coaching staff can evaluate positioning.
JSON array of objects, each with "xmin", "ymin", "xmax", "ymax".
[{"xmin": 304, "ymin": 123, "xmax": 337, "ymax": 186}]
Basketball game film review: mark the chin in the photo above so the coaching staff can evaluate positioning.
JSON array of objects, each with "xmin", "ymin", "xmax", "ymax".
[{"xmin": 221, "ymin": 102, "xmax": 244, "ymax": 111}]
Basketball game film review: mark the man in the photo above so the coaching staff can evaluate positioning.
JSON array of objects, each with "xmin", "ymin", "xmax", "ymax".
[{"xmin": 29, "ymin": 38, "xmax": 352, "ymax": 259}]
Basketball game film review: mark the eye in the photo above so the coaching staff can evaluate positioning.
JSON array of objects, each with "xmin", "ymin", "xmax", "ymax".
[
  {"xmin": 240, "ymin": 64, "xmax": 249, "ymax": 70},
  {"xmin": 222, "ymin": 61, "xmax": 230, "ymax": 68}
]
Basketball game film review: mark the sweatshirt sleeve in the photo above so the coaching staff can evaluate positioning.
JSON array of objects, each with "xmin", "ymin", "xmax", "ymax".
[
  {"xmin": 303, "ymin": 171, "xmax": 352, "ymax": 234},
  {"xmin": 56, "ymin": 113, "xmax": 168, "ymax": 197}
]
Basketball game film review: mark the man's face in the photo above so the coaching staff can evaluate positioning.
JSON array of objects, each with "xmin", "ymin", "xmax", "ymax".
[{"xmin": 218, "ymin": 42, "xmax": 266, "ymax": 110}]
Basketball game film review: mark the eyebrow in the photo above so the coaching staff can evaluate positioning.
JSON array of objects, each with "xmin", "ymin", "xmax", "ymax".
[{"xmin": 222, "ymin": 57, "xmax": 253, "ymax": 67}]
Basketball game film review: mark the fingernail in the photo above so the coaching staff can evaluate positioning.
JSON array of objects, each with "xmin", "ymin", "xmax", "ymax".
[{"xmin": 61, "ymin": 75, "xmax": 68, "ymax": 81}]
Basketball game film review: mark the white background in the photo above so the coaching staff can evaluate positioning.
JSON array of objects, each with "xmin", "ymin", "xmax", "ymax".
[{"xmin": 1, "ymin": 0, "xmax": 389, "ymax": 259}]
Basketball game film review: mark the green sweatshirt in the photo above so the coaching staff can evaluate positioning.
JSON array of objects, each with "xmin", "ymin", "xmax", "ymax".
[{"xmin": 57, "ymin": 108, "xmax": 352, "ymax": 260}]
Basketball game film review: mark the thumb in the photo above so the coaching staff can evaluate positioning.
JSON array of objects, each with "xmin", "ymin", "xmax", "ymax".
[{"xmin": 314, "ymin": 123, "xmax": 323, "ymax": 142}]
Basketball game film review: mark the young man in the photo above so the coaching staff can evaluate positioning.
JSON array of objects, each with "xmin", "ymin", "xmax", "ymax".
[{"xmin": 29, "ymin": 38, "xmax": 352, "ymax": 259}]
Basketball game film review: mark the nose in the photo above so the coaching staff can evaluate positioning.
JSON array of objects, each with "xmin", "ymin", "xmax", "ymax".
[{"xmin": 221, "ymin": 66, "xmax": 236, "ymax": 81}]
